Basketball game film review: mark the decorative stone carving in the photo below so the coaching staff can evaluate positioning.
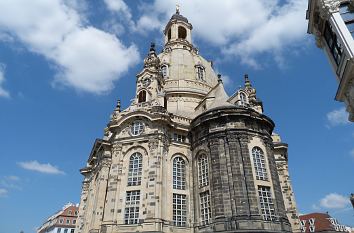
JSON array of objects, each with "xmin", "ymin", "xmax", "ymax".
[
  {"xmin": 319, "ymin": 0, "xmax": 340, "ymax": 20},
  {"xmin": 144, "ymin": 43, "xmax": 160, "ymax": 68},
  {"xmin": 148, "ymin": 138, "xmax": 159, "ymax": 151}
]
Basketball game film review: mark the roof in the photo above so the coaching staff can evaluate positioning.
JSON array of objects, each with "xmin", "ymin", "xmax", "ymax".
[{"xmin": 170, "ymin": 13, "xmax": 188, "ymax": 23}]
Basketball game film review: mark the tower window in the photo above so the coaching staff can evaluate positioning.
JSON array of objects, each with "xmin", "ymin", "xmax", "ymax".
[
  {"xmin": 196, "ymin": 66, "xmax": 205, "ymax": 81},
  {"xmin": 200, "ymin": 191, "xmax": 211, "ymax": 225},
  {"xmin": 258, "ymin": 186, "xmax": 275, "ymax": 221},
  {"xmin": 168, "ymin": 28, "xmax": 172, "ymax": 41},
  {"xmin": 178, "ymin": 26, "xmax": 187, "ymax": 39},
  {"xmin": 173, "ymin": 157, "xmax": 186, "ymax": 190},
  {"xmin": 131, "ymin": 121, "xmax": 144, "ymax": 136},
  {"xmin": 128, "ymin": 152, "xmax": 142, "ymax": 186},
  {"xmin": 172, "ymin": 133, "xmax": 185, "ymax": 142},
  {"xmin": 161, "ymin": 65, "xmax": 169, "ymax": 78},
  {"xmin": 124, "ymin": 190, "xmax": 140, "ymax": 224},
  {"xmin": 173, "ymin": 193, "xmax": 187, "ymax": 226},
  {"xmin": 252, "ymin": 147, "xmax": 268, "ymax": 181},
  {"xmin": 138, "ymin": 90, "xmax": 147, "ymax": 103},
  {"xmin": 198, "ymin": 154, "xmax": 209, "ymax": 187},
  {"xmin": 239, "ymin": 92, "xmax": 248, "ymax": 107}
]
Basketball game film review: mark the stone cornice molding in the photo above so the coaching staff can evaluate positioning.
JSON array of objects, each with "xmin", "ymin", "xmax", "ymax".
[{"xmin": 319, "ymin": 0, "xmax": 340, "ymax": 20}]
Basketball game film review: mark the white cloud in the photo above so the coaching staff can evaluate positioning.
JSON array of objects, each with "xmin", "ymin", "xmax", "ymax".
[
  {"xmin": 319, "ymin": 193, "xmax": 350, "ymax": 209},
  {"xmin": 0, "ymin": 64, "xmax": 10, "ymax": 98},
  {"xmin": 0, "ymin": 176, "xmax": 21, "ymax": 190},
  {"xmin": 6, "ymin": 176, "xmax": 20, "ymax": 181},
  {"xmin": 350, "ymin": 149, "xmax": 354, "ymax": 158},
  {"xmin": 327, "ymin": 107, "xmax": 350, "ymax": 127},
  {"xmin": 0, "ymin": 188, "xmax": 8, "ymax": 197},
  {"xmin": 134, "ymin": 0, "xmax": 308, "ymax": 67},
  {"xmin": 18, "ymin": 161, "xmax": 65, "ymax": 175},
  {"xmin": 104, "ymin": 0, "xmax": 130, "ymax": 14},
  {"xmin": 0, "ymin": 0, "xmax": 139, "ymax": 94}
]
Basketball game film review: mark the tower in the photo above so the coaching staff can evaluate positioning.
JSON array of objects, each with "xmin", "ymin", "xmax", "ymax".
[
  {"xmin": 307, "ymin": 0, "xmax": 354, "ymax": 122},
  {"xmin": 76, "ymin": 9, "xmax": 299, "ymax": 233}
]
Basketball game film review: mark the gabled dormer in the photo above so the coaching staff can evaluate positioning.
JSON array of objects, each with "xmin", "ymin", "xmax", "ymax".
[{"xmin": 228, "ymin": 74, "xmax": 264, "ymax": 114}]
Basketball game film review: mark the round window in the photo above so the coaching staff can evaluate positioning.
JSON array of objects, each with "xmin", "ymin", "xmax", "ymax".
[{"xmin": 131, "ymin": 121, "xmax": 144, "ymax": 136}]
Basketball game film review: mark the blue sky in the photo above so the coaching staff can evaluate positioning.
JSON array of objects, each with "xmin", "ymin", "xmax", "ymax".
[{"xmin": 0, "ymin": 0, "xmax": 353, "ymax": 232}]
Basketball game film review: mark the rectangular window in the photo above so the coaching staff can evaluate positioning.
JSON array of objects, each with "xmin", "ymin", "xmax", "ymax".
[
  {"xmin": 64, "ymin": 229, "xmax": 68, "ymax": 233},
  {"xmin": 200, "ymin": 191, "xmax": 211, "ymax": 225},
  {"xmin": 258, "ymin": 186, "xmax": 276, "ymax": 221},
  {"xmin": 66, "ymin": 219, "xmax": 70, "ymax": 224},
  {"xmin": 324, "ymin": 22, "xmax": 343, "ymax": 66},
  {"xmin": 59, "ymin": 219, "xmax": 64, "ymax": 224},
  {"xmin": 124, "ymin": 190, "xmax": 140, "ymax": 224},
  {"xmin": 172, "ymin": 133, "xmax": 185, "ymax": 142},
  {"xmin": 70, "ymin": 229, "xmax": 75, "ymax": 233},
  {"xmin": 57, "ymin": 228, "xmax": 61, "ymax": 233},
  {"xmin": 73, "ymin": 219, "xmax": 76, "ymax": 224},
  {"xmin": 173, "ymin": 193, "xmax": 187, "ymax": 227}
]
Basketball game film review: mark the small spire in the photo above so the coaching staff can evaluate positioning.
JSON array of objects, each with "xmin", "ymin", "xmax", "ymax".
[
  {"xmin": 217, "ymin": 74, "xmax": 223, "ymax": 83},
  {"xmin": 116, "ymin": 99, "xmax": 121, "ymax": 112},
  {"xmin": 150, "ymin": 42, "xmax": 156, "ymax": 52},
  {"xmin": 244, "ymin": 74, "xmax": 251, "ymax": 88},
  {"xmin": 176, "ymin": 4, "xmax": 180, "ymax": 14}
]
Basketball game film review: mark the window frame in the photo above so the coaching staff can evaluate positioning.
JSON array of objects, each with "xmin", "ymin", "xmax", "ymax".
[
  {"xmin": 199, "ymin": 191, "xmax": 211, "ymax": 225},
  {"xmin": 252, "ymin": 147, "xmax": 268, "ymax": 181},
  {"xmin": 239, "ymin": 92, "xmax": 248, "ymax": 107},
  {"xmin": 173, "ymin": 157, "xmax": 186, "ymax": 190},
  {"xmin": 127, "ymin": 152, "xmax": 143, "ymax": 186},
  {"xmin": 161, "ymin": 64, "xmax": 169, "ymax": 78},
  {"xmin": 138, "ymin": 90, "xmax": 147, "ymax": 103},
  {"xmin": 197, "ymin": 154, "xmax": 209, "ymax": 188},
  {"xmin": 258, "ymin": 186, "xmax": 276, "ymax": 221},
  {"xmin": 124, "ymin": 190, "xmax": 141, "ymax": 224},
  {"xmin": 324, "ymin": 21, "xmax": 343, "ymax": 66},
  {"xmin": 173, "ymin": 193, "xmax": 187, "ymax": 227},
  {"xmin": 131, "ymin": 121, "xmax": 144, "ymax": 136},
  {"xmin": 196, "ymin": 65, "xmax": 205, "ymax": 81}
]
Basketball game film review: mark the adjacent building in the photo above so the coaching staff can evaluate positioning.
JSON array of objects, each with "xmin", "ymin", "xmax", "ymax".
[
  {"xmin": 299, "ymin": 213, "xmax": 352, "ymax": 232},
  {"xmin": 37, "ymin": 203, "xmax": 78, "ymax": 233},
  {"xmin": 307, "ymin": 0, "xmax": 354, "ymax": 122},
  {"xmin": 76, "ymin": 9, "xmax": 300, "ymax": 233}
]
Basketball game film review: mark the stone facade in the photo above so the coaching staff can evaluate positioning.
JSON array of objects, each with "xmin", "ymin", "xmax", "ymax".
[{"xmin": 76, "ymin": 9, "xmax": 299, "ymax": 233}]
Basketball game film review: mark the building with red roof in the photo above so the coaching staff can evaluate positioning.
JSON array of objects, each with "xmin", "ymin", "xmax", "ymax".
[{"xmin": 37, "ymin": 203, "xmax": 78, "ymax": 233}]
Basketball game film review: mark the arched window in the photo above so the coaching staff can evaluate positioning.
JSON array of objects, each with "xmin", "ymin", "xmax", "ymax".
[
  {"xmin": 173, "ymin": 157, "xmax": 186, "ymax": 190},
  {"xmin": 128, "ymin": 152, "xmax": 142, "ymax": 186},
  {"xmin": 198, "ymin": 154, "xmax": 209, "ymax": 187},
  {"xmin": 252, "ymin": 147, "xmax": 268, "ymax": 181},
  {"xmin": 178, "ymin": 26, "xmax": 187, "ymax": 39},
  {"xmin": 196, "ymin": 66, "xmax": 204, "ymax": 81},
  {"xmin": 138, "ymin": 90, "xmax": 146, "ymax": 103},
  {"xmin": 161, "ymin": 64, "xmax": 169, "ymax": 78},
  {"xmin": 168, "ymin": 28, "xmax": 172, "ymax": 41},
  {"xmin": 131, "ymin": 121, "xmax": 144, "ymax": 136},
  {"xmin": 239, "ymin": 92, "xmax": 247, "ymax": 107}
]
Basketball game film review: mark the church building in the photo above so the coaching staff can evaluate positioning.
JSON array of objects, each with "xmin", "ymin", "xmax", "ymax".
[{"xmin": 76, "ymin": 9, "xmax": 300, "ymax": 233}]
